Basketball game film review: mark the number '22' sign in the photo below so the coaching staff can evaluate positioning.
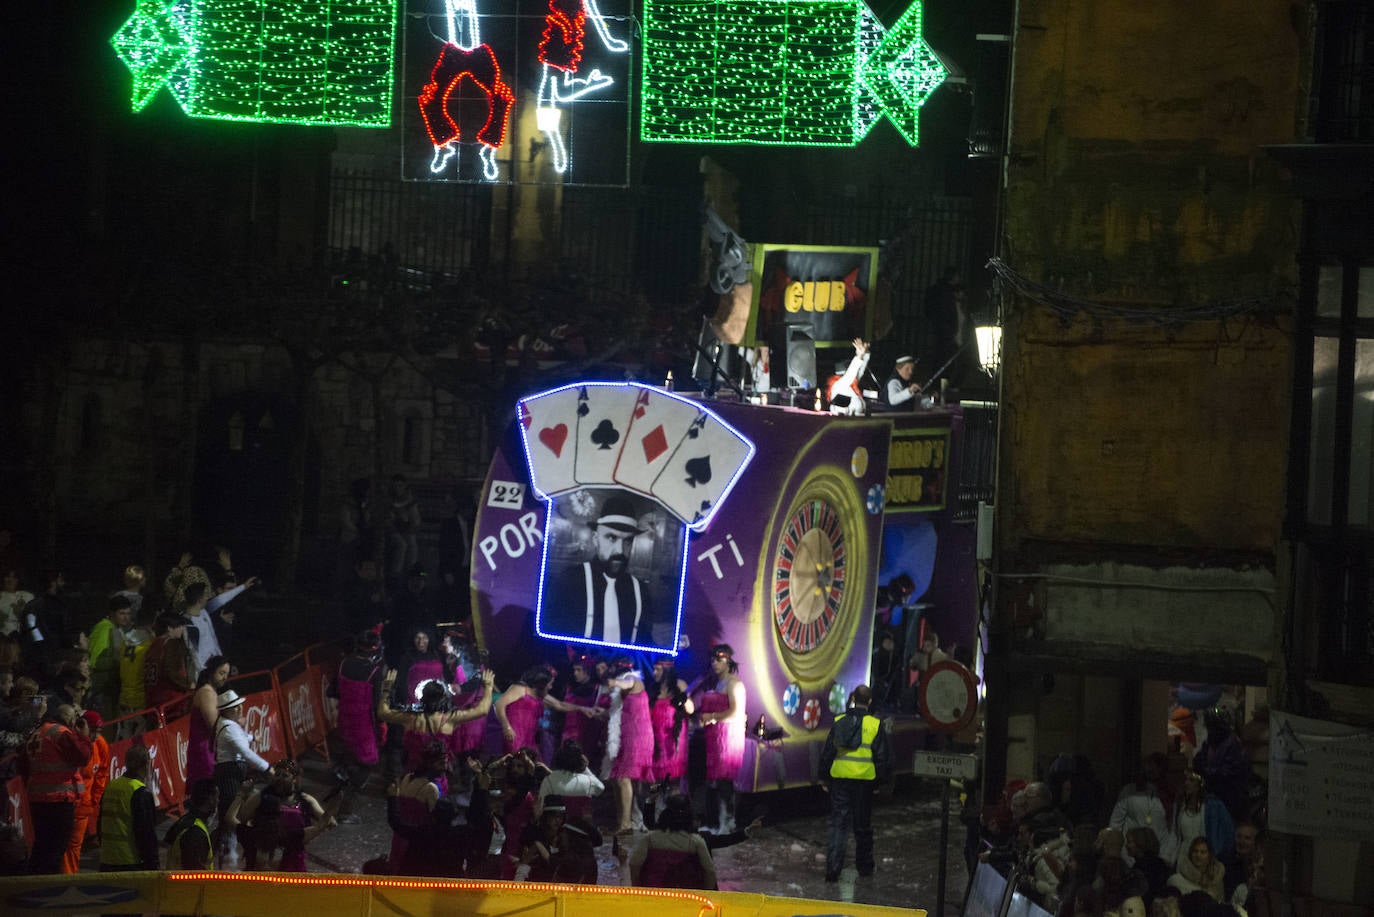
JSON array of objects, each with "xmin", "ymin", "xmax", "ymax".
[{"xmin": 486, "ymin": 480, "xmax": 526, "ymax": 509}]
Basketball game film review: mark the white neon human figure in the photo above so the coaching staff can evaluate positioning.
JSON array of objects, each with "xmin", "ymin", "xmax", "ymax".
[
  {"xmin": 424, "ymin": 0, "xmax": 506, "ymax": 181},
  {"xmin": 536, "ymin": 0, "xmax": 628, "ymax": 174}
]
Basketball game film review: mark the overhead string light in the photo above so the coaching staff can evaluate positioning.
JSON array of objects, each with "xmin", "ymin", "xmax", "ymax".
[
  {"xmin": 111, "ymin": 0, "xmax": 398, "ymax": 127},
  {"xmin": 640, "ymin": 0, "xmax": 946, "ymax": 147}
]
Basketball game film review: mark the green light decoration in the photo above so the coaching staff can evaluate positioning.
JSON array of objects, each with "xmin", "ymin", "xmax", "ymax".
[
  {"xmin": 111, "ymin": 0, "xmax": 397, "ymax": 127},
  {"xmin": 640, "ymin": 0, "xmax": 947, "ymax": 147}
]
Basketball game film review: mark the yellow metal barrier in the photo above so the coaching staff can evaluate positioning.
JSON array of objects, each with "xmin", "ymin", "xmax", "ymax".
[{"xmin": 0, "ymin": 871, "xmax": 925, "ymax": 917}]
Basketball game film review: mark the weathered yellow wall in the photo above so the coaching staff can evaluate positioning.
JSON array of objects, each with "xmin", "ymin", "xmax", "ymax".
[
  {"xmin": 1001, "ymin": 0, "xmax": 1301, "ymax": 556},
  {"xmin": 1002, "ymin": 311, "xmax": 1289, "ymax": 551}
]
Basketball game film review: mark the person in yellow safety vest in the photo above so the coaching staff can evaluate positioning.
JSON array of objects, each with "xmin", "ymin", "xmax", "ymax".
[
  {"xmin": 98, "ymin": 743, "xmax": 161, "ymax": 871},
  {"xmin": 819, "ymin": 684, "xmax": 892, "ymax": 883},
  {"xmin": 165, "ymin": 778, "xmax": 220, "ymax": 870},
  {"xmin": 25, "ymin": 704, "xmax": 94, "ymax": 874}
]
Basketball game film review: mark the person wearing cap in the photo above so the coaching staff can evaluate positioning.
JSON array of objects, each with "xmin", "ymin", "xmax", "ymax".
[
  {"xmin": 212, "ymin": 688, "xmax": 271, "ymax": 854},
  {"xmin": 544, "ymin": 495, "xmax": 666, "ymax": 649},
  {"xmin": 827, "ymin": 338, "xmax": 871, "ymax": 416},
  {"xmin": 884, "ymin": 354, "xmax": 922, "ymax": 409}
]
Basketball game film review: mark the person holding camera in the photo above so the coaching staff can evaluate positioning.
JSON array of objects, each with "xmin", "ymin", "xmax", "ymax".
[{"xmin": 25, "ymin": 703, "xmax": 94, "ymax": 873}]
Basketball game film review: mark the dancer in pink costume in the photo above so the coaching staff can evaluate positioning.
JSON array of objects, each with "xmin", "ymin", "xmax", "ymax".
[
  {"xmin": 649, "ymin": 657, "xmax": 692, "ymax": 786},
  {"xmin": 496, "ymin": 664, "xmax": 600, "ymax": 757},
  {"xmin": 604, "ymin": 658, "xmax": 654, "ymax": 834},
  {"xmin": 696, "ymin": 644, "xmax": 746, "ymax": 834}
]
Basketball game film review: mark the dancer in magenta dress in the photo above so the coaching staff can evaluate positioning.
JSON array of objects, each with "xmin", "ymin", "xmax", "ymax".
[
  {"xmin": 497, "ymin": 664, "xmax": 598, "ymax": 759},
  {"xmin": 376, "ymin": 667, "xmax": 494, "ymax": 783},
  {"xmin": 696, "ymin": 644, "xmax": 746, "ymax": 833},
  {"xmin": 649, "ymin": 657, "xmax": 693, "ymax": 784},
  {"xmin": 605, "ymin": 660, "xmax": 654, "ymax": 833}
]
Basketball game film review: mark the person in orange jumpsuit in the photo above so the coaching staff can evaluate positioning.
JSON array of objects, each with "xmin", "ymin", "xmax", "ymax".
[{"xmin": 64, "ymin": 710, "xmax": 110, "ymax": 872}]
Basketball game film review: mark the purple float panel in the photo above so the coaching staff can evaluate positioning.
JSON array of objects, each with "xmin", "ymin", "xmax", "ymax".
[{"xmin": 471, "ymin": 394, "xmax": 979, "ymax": 791}]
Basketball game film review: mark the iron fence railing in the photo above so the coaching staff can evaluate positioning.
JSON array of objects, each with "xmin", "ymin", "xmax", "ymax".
[
  {"xmin": 798, "ymin": 196, "xmax": 975, "ymax": 359},
  {"xmin": 328, "ymin": 170, "xmax": 493, "ymax": 275},
  {"xmin": 326, "ymin": 170, "xmax": 974, "ymax": 337}
]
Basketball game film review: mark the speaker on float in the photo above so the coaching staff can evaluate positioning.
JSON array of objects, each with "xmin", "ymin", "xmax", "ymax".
[{"xmin": 771, "ymin": 323, "xmax": 816, "ymax": 390}]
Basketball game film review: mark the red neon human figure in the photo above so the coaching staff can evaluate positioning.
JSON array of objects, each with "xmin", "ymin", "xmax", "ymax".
[
  {"xmin": 419, "ymin": 0, "xmax": 515, "ymax": 180},
  {"xmin": 535, "ymin": 0, "xmax": 627, "ymax": 173}
]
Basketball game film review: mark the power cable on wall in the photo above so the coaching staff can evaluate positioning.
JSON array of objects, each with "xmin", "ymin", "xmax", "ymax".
[{"xmin": 987, "ymin": 257, "xmax": 1290, "ymax": 326}]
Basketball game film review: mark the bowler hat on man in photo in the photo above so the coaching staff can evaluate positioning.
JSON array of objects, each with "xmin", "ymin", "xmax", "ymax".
[{"xmin": 594, "ymin": 497, "xmax": 644, "ymax": 535}]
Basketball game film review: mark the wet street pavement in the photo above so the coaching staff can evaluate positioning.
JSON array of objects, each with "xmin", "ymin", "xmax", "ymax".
[{"xmin": 298, "ymin": 758, "xmax": 969, "ymax": 914}]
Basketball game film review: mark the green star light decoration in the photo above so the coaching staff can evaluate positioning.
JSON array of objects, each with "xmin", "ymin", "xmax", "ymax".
[
  {"xmin": 110, "ymin": 0, "xmax": 398, "ymax": 127},
  {"xmin": 640, "ymin": 0, "xmax": 947, "ymax": 147},
  {"xmin": 111, "ymin": 0, "xmax": 192, "ymax": 111}
]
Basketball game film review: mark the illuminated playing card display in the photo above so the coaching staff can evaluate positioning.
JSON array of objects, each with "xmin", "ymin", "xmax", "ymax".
[
  {"xmin": 516, "ymin": 382, "xmax": 756, "ymax": 656},
  {"xmin": 516, "ymin": 382, "xmax": 756, "ymax": 532}
]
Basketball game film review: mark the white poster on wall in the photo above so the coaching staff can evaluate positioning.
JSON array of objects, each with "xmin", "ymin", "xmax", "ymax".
[{"xmin": 1268, "ymin": 710, "xmax": 1374, "ymax": 840}]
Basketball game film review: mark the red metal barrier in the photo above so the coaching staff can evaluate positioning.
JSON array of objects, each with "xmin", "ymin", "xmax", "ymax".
[
  {"xmin": 7, "ymin": 639, "xmax": 349, "ymax": 827},
  {"xmin": 4, "ymin": 772, "xmax": 33, "ymax": 852},
  {"xmin": 273, "ymin": 652, "xmax": 330, "ymax": 764}
]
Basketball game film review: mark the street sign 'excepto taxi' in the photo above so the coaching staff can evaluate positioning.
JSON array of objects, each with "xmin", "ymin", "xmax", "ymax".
[{"xmin": 912, "ymin": 750, "xmax": 977, "ymax": 780}]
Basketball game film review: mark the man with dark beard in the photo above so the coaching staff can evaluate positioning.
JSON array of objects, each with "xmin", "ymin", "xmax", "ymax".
[{"xmin": 544, "ymin": 497, "xmax": 664, "ymax": 650}]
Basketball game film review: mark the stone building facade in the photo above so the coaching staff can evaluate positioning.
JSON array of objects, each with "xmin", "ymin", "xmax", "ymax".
[{"xmin": 31, "ymin": 334, "xmax": 490, "ymax": 586}]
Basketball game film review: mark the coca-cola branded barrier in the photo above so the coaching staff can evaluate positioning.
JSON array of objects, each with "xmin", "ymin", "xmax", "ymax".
[{"xmin": 1, "ymin": 639, "xmax": 349, "ymax": 852}]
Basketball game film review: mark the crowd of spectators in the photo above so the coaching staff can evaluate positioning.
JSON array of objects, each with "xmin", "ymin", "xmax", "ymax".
[
  {"xmin": 977, "ymin": 709, "xmax": 1267, "ymax": 917},
  {"xmin": 0, "ymin": 536, "xmax": 261, "ymax": 876},
  {"xmin": 0, "ymin": 519, "xmax": 757, "ymax": 890}
]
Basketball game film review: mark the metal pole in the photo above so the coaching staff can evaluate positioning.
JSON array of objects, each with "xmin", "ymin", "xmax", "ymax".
[{"xmin": 937, "ymin": 779, "xmax": 950, "ymax": 917}]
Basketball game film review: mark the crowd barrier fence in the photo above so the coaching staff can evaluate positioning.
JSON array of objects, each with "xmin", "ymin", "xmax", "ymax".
[
  {"xmin": 3, "ymin": 638, "xmax": 352, "ymax": 853},
  {"xmin": 0, "ymin": 868, "xmax": 926, "ymax": 917}
]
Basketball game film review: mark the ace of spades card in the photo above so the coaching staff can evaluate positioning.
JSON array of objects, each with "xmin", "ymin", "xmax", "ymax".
[
  {"xmin": 572, "ymin": 384, "xmax": 641, "ymax": 486},
  {"xmin": 613, "ymin": 388, "xmax": 708, "ymax": 497},
  {"xmin": 651, "ymin": 414, "xmax": 755, "ymax": 529},
  {"xmin": 516, "ymin": 387, "xmax": 582, "ymax": 497}
]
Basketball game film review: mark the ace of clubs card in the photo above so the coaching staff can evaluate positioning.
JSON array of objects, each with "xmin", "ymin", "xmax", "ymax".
[{"xmin": 573, "ymin": 384, "xmax": 641, "ymax": 486}]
